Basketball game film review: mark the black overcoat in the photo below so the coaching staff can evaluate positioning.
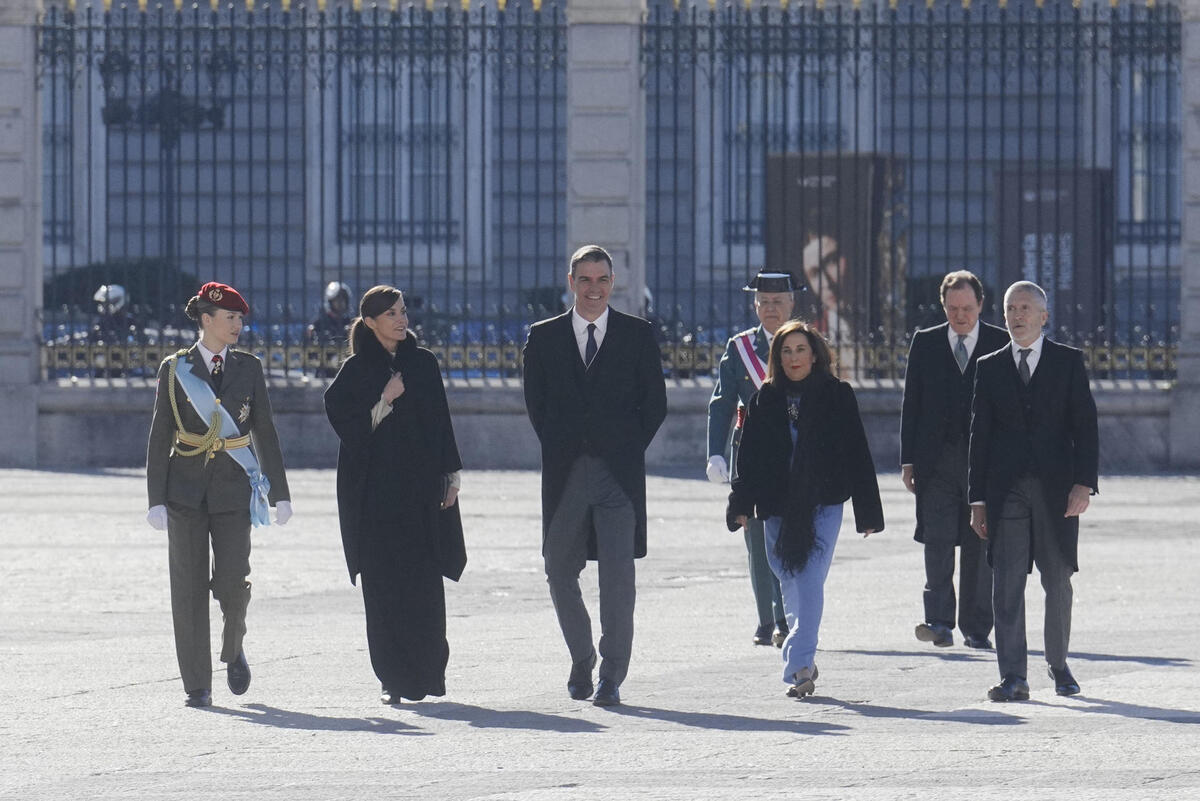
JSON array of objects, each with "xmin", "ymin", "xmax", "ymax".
[
  {"xmin": 324, "ymin": 335, "xmax": 466, "ymax": 584},
  {"xmin": 968, "ymin": 338, "xmax": 1099, "ymax": 572},
  {"xmin": 522, "ymin": 308, "xmax": 668, "ymax": 559},
  {"xmin": 727, "ymin": 375, "xmax": 884, "ymax": 538},
  {"xmin": 899, "ymin": 320, "xmax": 1010, "ymax": 543}
]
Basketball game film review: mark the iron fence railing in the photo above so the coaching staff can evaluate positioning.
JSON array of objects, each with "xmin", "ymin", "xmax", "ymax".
[
  {"xmin": 644, "ymin": 0, "xmax": 1181, "ymax": 380},
  {"xmin": 36, "ymin": 1, "xmax": 1181, "ymax": 381}
]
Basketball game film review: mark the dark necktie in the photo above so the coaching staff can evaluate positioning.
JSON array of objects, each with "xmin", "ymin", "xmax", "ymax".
[
  {"xmin": 1018, "ymin": 348, "xmax": 1031, "ymax": 385},
  {"xmin": 211, "ymin": 353, "xmax": 224, "ymax": 391},
  {"xmin": 585, "ymin": 323, "xmax": 598, "ymax": 367},
  {"xmin": 955, "ymin": 334, "xmax": 969, "ymax": 373}
]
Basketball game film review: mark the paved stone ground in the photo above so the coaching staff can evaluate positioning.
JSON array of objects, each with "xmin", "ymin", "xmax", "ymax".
[{"xmin": 1, "ymin": 468, "xmax": 1197, "ymax": 800}]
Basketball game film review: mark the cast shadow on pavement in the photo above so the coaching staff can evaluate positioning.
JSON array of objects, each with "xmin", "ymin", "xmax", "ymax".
[
  {"xmin": 402, "ymin": 702, "xmax": 606, "ymax": 733},
  {"xmin": 828, "ymin": 649, "xmax": 994, "ymax": 663},
  {"xmin": 1026, "ymin": 650, "xmax": 1193, "ymax": 668},
  {"xmin": 1024, "ymin": 697, "xmax": 1200, "ymax": 724},
  {"xmin": 821, "ymin": 698, "xmax": 1025, "ymax": 725},
  {"xmin": 208, "ymin": 703, "xmax": 429, "ymax": 735},
  {"xmin": 602, "ymin": 705, "xmax": 851, "ymax": 735}
]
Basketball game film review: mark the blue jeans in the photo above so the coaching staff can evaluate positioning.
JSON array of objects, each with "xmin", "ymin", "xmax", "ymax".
[{"xmin": 763, "ymin": 505, "xmax": 844, "ymax": 683}]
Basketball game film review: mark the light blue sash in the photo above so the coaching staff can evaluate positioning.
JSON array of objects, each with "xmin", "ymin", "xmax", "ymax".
[{"xmin": 174, "ymin": 357, "xmax": 272, "ymax": 527}]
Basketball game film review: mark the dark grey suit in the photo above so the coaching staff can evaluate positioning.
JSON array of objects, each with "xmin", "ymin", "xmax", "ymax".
[
  {"xmin": 900, "ymin": 321, "xmax": 1009, "ymax": 639},
  {"xmin": 523, "ymin": 308, "xmax": 667, "ymax": 686},
  {"xmin": 969, "ymin": 337, "xmax": 1098, "ymax": 679},
  {"xmin": 146, "ymin": 345, "xmax": 290, "ymax": 692}
]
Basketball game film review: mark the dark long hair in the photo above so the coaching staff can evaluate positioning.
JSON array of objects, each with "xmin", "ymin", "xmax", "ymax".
[
  {"xmin": 764, "ymin": 319, "xmax": 833, "ymax": 386},
  {"xmin": 348, "ymin": 285, "xmax": 404, "ymax": 356}
]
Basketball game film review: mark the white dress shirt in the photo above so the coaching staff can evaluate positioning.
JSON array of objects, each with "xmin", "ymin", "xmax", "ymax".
[
  {"xmin": 1011, "ymin": 334, "xmax": 1045, "ymax": 378},
  {"xmin": 572, "ymin": 306, "xmax": 610, "ymax": 365},
  {"xmin": 195, "ymin": 340, "xmax": 229, "ymax": 375}
]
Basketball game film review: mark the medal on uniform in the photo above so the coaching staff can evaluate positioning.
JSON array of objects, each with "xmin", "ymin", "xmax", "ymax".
[{"xmin": 238, "ymin": 401, "xmax": 251, "ymax": 423}]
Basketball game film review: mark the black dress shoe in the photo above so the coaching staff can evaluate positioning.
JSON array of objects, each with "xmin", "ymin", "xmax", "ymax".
[
  {"xmin": 987, "ymin": 675, "xmax": 1030, "ymax": 702},
  {"xmin": 185, "ymin": 688, "xmax": 212, "ymax": 708},
  {"xmin": 915, "ymin": 622, "xmax": 954, "ymax": 647},
  {"xmin": 752, "ymin": 623, "xmax": 774, "ymax": 646},
  {"xmin": 592, "ymin": 678, "xmax": 620, "ymax": 707},
  {"xmin": 567, "ymin": 650, "xmax": 597, "ymax": 700},
  {"xmin": 1048, "ymin": 664, "xmax": 1080, "ymax": 696},
  {"xmin": 227, "ymin": 651, "xmax": 251, "ymax": 696},
  {"xmin": 963, "ymin": 634, "xmax": 994, "ymax": 650}
]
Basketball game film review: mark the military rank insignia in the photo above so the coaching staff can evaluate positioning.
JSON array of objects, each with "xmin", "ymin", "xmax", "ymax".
[{"xmin": 238, "ymin": 400, "xmax": 251, "ymax": 423}]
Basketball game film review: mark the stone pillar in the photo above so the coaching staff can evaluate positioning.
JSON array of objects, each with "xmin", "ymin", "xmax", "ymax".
[
  {"xmin": 1174, "ymin": 0, "xmax": 1200, "ymax": 469},
  {"xmin": 0, "ymin": 0, "xmax": 41, "ymax": 468},
  {"xmin": 565, "ymin": 0, "xmax": 647, "ymax": 317}
]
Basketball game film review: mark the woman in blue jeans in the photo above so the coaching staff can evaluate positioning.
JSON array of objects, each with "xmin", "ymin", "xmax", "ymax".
[{"xmin": 727, "ymin": 320, "xmax": 884, "ymax": 697}]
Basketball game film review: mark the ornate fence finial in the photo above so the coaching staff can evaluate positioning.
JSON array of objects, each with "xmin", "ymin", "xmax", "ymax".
[
  {"xmin": 281, "ymin": 0, "xmax": 291, "ymax": 12},
  {"xmin": 816, "ymin": 0, "xmax": 825, "ymax": 11},
  {"xmin": 498, "ymin": 0, "xmax": 506, "ymax": 12},
  {"xmin": 463, "ymin": 0, "xmax": 471, "ymax": 12},
  {"xmin": 533, "ymin": 0, "xmax": 543, "ymax": 12},
  {"xmin": 138, "ymin": 0, "xmax": 147, "ymax": 12},
  {"xmin": 1146, "ymin": 0, "xmax": 1155, "ymax": 8},
  {"xmin": 246, "ymin": 0, "xmax": 255, "ymax": 13},
  {"xmin": 961, "ymin": 0, "xmax": 970, "ymax": 10}
]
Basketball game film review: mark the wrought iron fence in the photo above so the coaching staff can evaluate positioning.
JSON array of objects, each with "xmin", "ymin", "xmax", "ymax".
[
  {"xmin": 38, "ymin": 0, "xmax": 565, "ymax": 380},
  {"xmin": 645, "ymin": 0, "xmax": 1181, "ymax": 380},
  {"xmin": 37, "ymin": 1, "xmax": 1181, "ymax": 381}
]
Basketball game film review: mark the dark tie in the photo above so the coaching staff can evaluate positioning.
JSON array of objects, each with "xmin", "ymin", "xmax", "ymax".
[
  {"xmin": 585, "ymin": 323, "xmax": 598, "ymax": 366},
  {"xmin": 1018, "ymin": 348, "xmax": 1031, "ymax": 385},
  {"xmin": 955, "ymin": 334, "xmax": 969, "ymax": 373},
  {"xmin": 211, "ymin": 353, "xmax": 224, "ymax": 391}
]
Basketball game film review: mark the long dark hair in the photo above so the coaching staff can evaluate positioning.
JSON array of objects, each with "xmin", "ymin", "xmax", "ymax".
[
  {"xmin": 764, "ymin": 319, "xmax": 833, "ymax": 386},
  {"xmin": 348, "ymin": 285, "xmax": 404, "ymax": 356}
]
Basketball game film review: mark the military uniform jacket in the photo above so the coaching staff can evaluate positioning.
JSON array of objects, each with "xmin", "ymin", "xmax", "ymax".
[
  {"xmin": 708, "ymin": 325, "xmax": 769, "ymax": 461},
  {"xmin": 146, "ymin": 344, "xmax": 291, "ymax": 514}
]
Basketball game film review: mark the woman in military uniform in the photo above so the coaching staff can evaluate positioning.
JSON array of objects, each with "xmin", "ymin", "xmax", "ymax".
[
  {"xmin": 145, "ymin": 281, "xmax": 292, "ymax": 708},
  {"xmin": 324, "ymin": 285, "xmax": 466, "ymax": 705}
]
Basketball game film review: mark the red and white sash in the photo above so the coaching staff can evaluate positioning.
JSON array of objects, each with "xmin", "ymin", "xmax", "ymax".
[{"xmin": 733, "ymin": 331, "xmax": 767, "ymax": 390}]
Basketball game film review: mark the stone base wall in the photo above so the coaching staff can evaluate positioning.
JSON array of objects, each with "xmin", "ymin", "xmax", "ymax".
[{"xmin": 36, "ymin": 381, "xmax": 1172, "ymax": 474}]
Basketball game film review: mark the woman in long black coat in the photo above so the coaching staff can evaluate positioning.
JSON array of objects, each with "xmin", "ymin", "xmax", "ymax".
[
  {"xmin": 727, "ymin": 319, "xmax": 883, "ymax": 699},
  {"xmin": 324, "ymin": 285, "xmax": 466, "ymax": 704}
]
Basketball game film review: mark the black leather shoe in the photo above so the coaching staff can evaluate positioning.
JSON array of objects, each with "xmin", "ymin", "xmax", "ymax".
[
  {"xmin": 753, "ymin": 623, "xmax": 774, "ymax": 646},
  {"xmin": 987, "ymin": 675, "xmax": 1030, "ymax": 702},
  {"xmin": 185, "ymin": 689, "xmax": 212, "ymax": 708},
  {"xmin": 915, "ymin": 623, "xmax": 954, "ymax": 647},
  {"xmin": 592, "ymin": 678, "xmax": 620, "ymax": 707},
  {"xmin": 567, "ymin": 650, "xmax": 597, "ymax": 700},
  {"xmin": 772, "ymin": 619, "xmax": 788, "ymax": 648},
  {"xmin": 227, "ymin": 651, "xmax": 251, "ymax": 696},
  {"xmin": 1048, "ymin": 664, "xmax": 1080, "ymax": 696},
  {"xmin": 963, "ymin": 634, "xmax": 994, "ymax": 650}
]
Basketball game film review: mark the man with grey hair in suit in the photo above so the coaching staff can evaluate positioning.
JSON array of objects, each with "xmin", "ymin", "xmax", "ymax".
[{"xmin": 969, "ymin": 280, "xmax": 1098, "ymax": 702}]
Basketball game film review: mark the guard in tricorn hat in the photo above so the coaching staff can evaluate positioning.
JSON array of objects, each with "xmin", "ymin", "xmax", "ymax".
[
  {"xmin": 145, "ymin": 281, "xmax": 293, "ymax": 708},
  {"xmin": 706, "ymin": 270, "xmax": 798, "ymax": 648}
]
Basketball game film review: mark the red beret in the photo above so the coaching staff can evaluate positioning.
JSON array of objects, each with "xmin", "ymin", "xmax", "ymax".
[{"xmin": 197, "ymin": 282, "xmax": 249, "ymax": 315}]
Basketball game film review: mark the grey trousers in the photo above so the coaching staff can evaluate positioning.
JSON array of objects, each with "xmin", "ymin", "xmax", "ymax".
[
  {"xmin": 990, "ymin": 475, "xmax": 1074, "ymax": 680},
  {"xmin": 167, "ymin": 502, "xmax": 252, "ymax": 692},
  {"xmin": 920, "ymin": 439, "xmax": 993, "ymax": 638},
  {"xmin": 544, "ymin": 455, "xmax": 636, "ymax": 686},
  {"xmin": 743, "ymin": 517, "xmax": 784, "ymax": 627}
]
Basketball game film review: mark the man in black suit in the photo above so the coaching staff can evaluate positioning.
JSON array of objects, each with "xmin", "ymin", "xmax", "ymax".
[
  {"xmin": 900, "ymin": 270, "xmax": 1010, "ymax": 651},
  {"xmin": 969, "ymin": 280, "xmax": 1099, "ymax": 701},
  {"xmin": 522, "ymin": 245, "xmax": 668, "ymax": 707}
]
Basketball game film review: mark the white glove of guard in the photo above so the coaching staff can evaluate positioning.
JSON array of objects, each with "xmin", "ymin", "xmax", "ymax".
[
  {"xmin": 706, "ymin": 455, "xmax": 729, "ymax": 484},
  {"xmin": 146, "ymin": 505, "xmax": 168, "ymax": 531},
  {"xmin": 274, "ymin": 500, "xmax": 293, "ymax": 525}
]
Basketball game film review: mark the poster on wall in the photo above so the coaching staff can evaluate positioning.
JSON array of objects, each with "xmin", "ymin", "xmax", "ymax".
[
  {"xmin": 764, "ymin": 152, "xmax": 906, "ymax": 376},
  {"xmin": 994, "ymin": 168, "xmax": 1112, "ymax": 342}
]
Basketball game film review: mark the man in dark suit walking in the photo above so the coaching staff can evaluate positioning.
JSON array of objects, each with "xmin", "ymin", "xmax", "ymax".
[
  {"xmin": 900, "ymin": 270, "xmax": 1010, "ymax": 651},
  {"xmin": 969, "ymin": 280, "xmax": 1099, "ymax": 702},
  {"xmin": 523, "ymin": 245, "xmax": 668, "ymax": 707}
]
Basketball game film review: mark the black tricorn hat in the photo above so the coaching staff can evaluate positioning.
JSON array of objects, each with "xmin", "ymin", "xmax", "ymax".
[{"xmin": 743, "ymin": 270, "xmax": 797, "ymax": 293}]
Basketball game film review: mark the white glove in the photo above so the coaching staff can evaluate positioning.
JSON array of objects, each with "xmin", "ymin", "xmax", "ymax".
[
  {"xmin": 274, "ymin": 500, "xmax": 293, "ymax": 525},
  {"xmin": 706, "ymin": 455, "xmax": 729, "ymax": 484},
  {"xmin": 146, "ymin": 505, "xmax": 168, "ymax": 531}
]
